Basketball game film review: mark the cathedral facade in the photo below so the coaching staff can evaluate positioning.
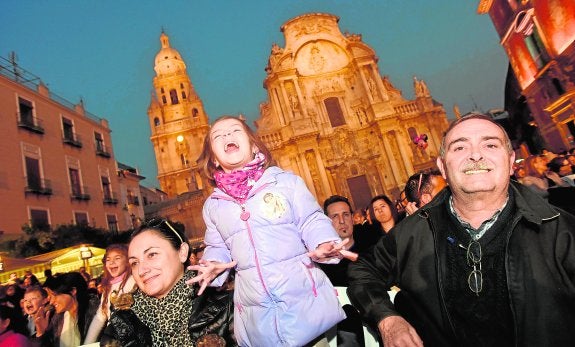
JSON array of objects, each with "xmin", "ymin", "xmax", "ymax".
[{"xmin": 256, "ymin": 13, "xmax": 449, "ymax": 210}]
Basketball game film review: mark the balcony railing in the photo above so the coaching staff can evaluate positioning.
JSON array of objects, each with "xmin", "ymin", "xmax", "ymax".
[
  {"xmin": 71, "ymin": 186, "xmax": 91, "ymax": 201},
  {"xmin": 103, "ymin": 191, "xmax": 119, "ymax": 205},
  {"xmin": 24, "ymin": 178, "xmax": 53, "ymax": 195},
  {"xmin": 95, "ymin": 143, "xmax": 111, "ymax": 158},
  {"xmin": 17, "ymin": 113, "xmax": 45, "ymax": 134},
  {"xmin": 63, "ymin": 132, "xmax": 83, "ymax": 148}
]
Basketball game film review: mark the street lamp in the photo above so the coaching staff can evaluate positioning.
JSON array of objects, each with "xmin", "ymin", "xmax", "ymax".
[{"xmin": 79, "ymin": 246, "xmax": 93, "ymax": 274}]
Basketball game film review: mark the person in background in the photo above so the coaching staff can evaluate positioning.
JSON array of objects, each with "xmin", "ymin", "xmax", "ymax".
[
  {"xmin": 0, "ymin": 305, "xmax": 30, "ymax": 347},
  {"xmin": 352, "ymin": 208, "xmax": 367, "ymax": 225},
  {"xmin": 347, "ymin": 113, "xmax": 575, "ymax": 346},
  {"xmin": 42, "ymin": 269, "xmax": 55, "ymax": 288},
  {"xmin": 22, "ymin": 285, "xmax": 51, "ymax": 338},
  {"xmin": 368, "ymin": 195, "xmax": 400, "ymax": 236},
  {"xmin": 84, "ymin": 244, "xmax": 136, "ymax": 344},
  {"xmin": 404, "ymin": 170, "xmax": 447, "ymax": 215},
  {"xmin": 189, "ymin": 115, "xmax": 349, "ymax": 346},
  {"xmin": 35, "ymin": 272, "xmax": 99, "ymax": 346}
]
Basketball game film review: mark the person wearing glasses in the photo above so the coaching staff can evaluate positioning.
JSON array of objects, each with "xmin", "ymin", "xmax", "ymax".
[{"xmin": 347, "ymin": 113, "xmax": 575, "ymax": 347}]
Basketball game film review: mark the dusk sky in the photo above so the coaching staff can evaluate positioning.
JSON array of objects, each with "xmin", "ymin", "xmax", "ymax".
[{"xmin": 1, "ymin": 1, "xmax": 509, "ymax": 188}]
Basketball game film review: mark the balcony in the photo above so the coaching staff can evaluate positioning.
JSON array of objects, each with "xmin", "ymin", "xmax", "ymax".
[
  {"xmin": 17, "ymin": 114, "xmax": 45, "ymax": 134},
  {"xmin": 95, "ymin": 143, "xmax": 111, "ymax": 158},
  {"xmin": 71, "ymin": 186, "xmax": 91, "ymax": 201},
  {"xmin": 25, "ymin": 178, "xmax": 53, "ymax": 196},
  {"xmin": 103, "ymin": 192, "xmax": 119, "ymax": 205},
  {"xmin": 63, "ymin": 132, "xmax": 83, "ymax": 148}
]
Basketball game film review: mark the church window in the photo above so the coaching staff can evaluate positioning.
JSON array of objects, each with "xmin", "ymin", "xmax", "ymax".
[
  {"xmin": 162, "ymin": 95, "xmax": 167, "ymax": 104},
  {"xmin": 180, "ymin": 83, "xmax": 184, "ymax": 89},
  {"xmin": 408, "ymin": 127, "xmax": 418, "ymax": 141},
  {"xmin": 160, "ymin": 87, "xmax": 164, "ymax": 93},
  {"xmin": 182, "ymin": 91, "xmax": 187, "ymax": 99},
  {"xmin": 154, "ymin": 117, "xmax": 160, "ymax": 126},
  {"xmin": 324, "ymin": 97, "xmax": 346, "ymax": 128},
  {"xmin": 170, "ymin": 89, "xmax": 179, "ymax": 104},
  {"xmin": 192, "ymin": 108, "xmax": 199, "ymax": 118}
]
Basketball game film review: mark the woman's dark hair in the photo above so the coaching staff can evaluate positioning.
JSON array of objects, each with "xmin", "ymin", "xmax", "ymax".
[
  {"xmin": 0, "ymin": 304, "xmax": 28, "ymax": 336},
  {"xmin": 132, "ymin": 218, "xmax": 192, "ymax": 267},
  {"xmin": 44, "ymin": 271, "xmax": 90, "ymax": 340},
  {"xmin": 368, "ymin": 194, "xmax": 399, "ymax": 233}
]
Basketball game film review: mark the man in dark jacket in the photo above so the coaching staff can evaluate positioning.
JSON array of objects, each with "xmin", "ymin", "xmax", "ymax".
[{"xmin": 347, "ymin": 113, "xmax": 575, "ymax": 347}]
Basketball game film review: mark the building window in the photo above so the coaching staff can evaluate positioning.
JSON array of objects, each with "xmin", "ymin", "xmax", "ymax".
[
  {"xmin": 170, "ymin": 89, "xmax": 179, "ymax": 104},
  {"xmin": 29, "ymin": 208, "xmax": 50, "ymax": 231},
  {"xmin": 17, "ymin": 97, "xmax": 44, "ymax": 133},
  {"xmin": 74, "ymin": 212, "xmax": 89, "ymax": 225},
  {"xmin": 192, "ymin": 108, "xmax": 199, "ymax": 118},
  {"xmin": 107, "ymin": 214, "xmax": 118, "ymax": 232},
  {"xmin": 101, "ymin": 176, "xmax": 117, "ymax": 204},
  {"xmin": 523, "ymin": 26, "xmax": 549, "ymax": 69},
  {"xmin": 408, "ymin": 127, "xmax": 418, "ymax": 141},
  {"xmin": 94, "ymin": 132, "xmax": 110, "ymax": 158},
  {"xmin": 552, "ymin": 78, "xmax": 565, "ymax": 96},
  {"xmin": 69, "ymin": 168, "xmax": 82, "ymax": 197},
  {"xmin": 127, "ymin": 189, "xmax": 140, "ymax": 206},
  {"xmin": 324, "ymin": 97, "xmax": 346, "ymax": 127},
  {"xmin": 62, "ymin": 117, "xmax": 82, "ymax": 147},
  {"xmin": 154, "ymin": 117, "xmax": 161, "ymax": 126},
  {"xmin": 162, "ymin": 95, "xmax": 167, "ymax": 104},
  {"xmin": 22, "ymin": 144, "xmax": 52, "ymax": 195},
  {"xmin": 182, "ymin": 91, "xmax": 187, "ymax": 99}
]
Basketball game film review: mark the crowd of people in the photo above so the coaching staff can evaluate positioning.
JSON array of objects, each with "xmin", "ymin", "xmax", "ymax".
[{"xmin": 1, "ymin": 113, "xmax": 574, "ymax": 347}]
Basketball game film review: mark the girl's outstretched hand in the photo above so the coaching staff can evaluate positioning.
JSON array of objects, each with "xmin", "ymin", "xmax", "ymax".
[
  {"xmin": 308, "ymin": 238, "xmax": 358, "ymax": 263},
  {"xmin": 186, "ymin": 259, "xmax": 237, "ymax": 295}
]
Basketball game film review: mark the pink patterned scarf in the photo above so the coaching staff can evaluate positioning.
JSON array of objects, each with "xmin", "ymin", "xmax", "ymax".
[{"xmin": 214, "ymin": 152, "xmax": 266, "ymax": 203}]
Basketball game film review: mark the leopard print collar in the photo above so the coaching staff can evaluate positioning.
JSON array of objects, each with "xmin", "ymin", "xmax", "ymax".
[{"xmin": 132, "ymin": 271, "xmax": 196, "ymax": 346}]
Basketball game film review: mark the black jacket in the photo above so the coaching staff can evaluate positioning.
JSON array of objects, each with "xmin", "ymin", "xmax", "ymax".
[{"xmin": 347, "ymin": 182, "xmax": 575, "ymax": 346}]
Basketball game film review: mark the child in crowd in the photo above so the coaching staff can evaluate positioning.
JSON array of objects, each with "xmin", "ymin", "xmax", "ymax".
[
  {"xmin": 84, "ymin": 244, "xmax": 135, "ymax": 344},
  {"xmin": 0, "ymin": 305, "xmax": 30, "ymax": 347},
  {"xmin": 189, "ymin": 115, "xmax": 352, "ymax": 346}
]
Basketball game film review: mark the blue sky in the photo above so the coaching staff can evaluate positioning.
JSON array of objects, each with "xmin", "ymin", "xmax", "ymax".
[{"xmin": 1, "ymin": 1, "xmax": 508, "ymax": 188}]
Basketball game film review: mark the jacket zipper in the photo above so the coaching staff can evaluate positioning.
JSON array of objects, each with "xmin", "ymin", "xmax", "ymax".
[{"xmin": 212, "ymin": 183, "xmax": 274, "ymax": 300}]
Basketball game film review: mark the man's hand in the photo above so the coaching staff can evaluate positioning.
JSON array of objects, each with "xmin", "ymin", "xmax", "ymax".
[
  {"xmin": 186, "ymin": 259, "xmax": 237, "ymax": 295},
  {"xmin": 404, "ymin": 202, "xmax": 419, "ymax": 216},
  {"xmin": 378, "ymin": 315, "xmax": 423, "ymax": 347}
]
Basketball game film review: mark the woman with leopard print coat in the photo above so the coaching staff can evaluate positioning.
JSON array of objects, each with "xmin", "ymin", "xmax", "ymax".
[{"xmin": 100, "ymin": 218, "xmax": 235, "ymax": 347}]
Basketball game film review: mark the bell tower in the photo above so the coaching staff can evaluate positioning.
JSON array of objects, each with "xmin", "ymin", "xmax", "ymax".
[{"xmin": 148, "ymin": 31, "xmax": 209, "ymax": 197}]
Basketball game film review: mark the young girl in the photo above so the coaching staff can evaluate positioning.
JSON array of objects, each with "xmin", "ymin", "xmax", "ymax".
[
  {"xmin": 84, "ymin": 244, "xmax": 136, "ymax": 344},
  {"xmin": 189, "ymin": 115, "xmax": 351, "ymax": 346}
]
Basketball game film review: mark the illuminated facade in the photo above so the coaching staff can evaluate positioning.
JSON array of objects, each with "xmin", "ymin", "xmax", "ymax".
[
  {"xmin": 478, "ymin": 0, "xmax": 575, "ymax": 152},
  {"xmin": 148, "ymin": 32, "xmax": 210, "ymax": 198},
  {"xmin": 0, "ymin": 56, "xmax": 129, "ymax": 237},
  {"xmin": 256, "ymin": 13, "xmax": 449, "ymax": 209}
]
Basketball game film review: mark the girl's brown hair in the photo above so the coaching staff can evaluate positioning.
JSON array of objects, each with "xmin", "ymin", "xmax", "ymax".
[
  {"xmin": 100, "ymin": 244, "xmax": 131, "ymax": 317},
  {"xmin": 197, "ymin": 115, "xmax": 274, "ymax": 186}
]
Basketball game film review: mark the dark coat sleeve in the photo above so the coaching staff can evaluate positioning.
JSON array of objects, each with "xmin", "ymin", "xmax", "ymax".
[
  {"xmin": 99, "ymin": 309, "xmax": 152, "ymax": 347},
  {"xmin": 346, "ymin": 232, "xmax": 399, "ymax": 328}
]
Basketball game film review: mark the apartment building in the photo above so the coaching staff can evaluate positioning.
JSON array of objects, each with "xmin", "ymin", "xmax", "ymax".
[{"xmin": 0, "ymin": 56, "xmax": 128, "ymax": 237}]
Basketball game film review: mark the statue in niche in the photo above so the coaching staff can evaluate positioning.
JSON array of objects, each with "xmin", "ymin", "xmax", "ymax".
[
  {"xmin": 367, "ymin": 76, "xmax": 378, "ymax": 101},
  {"xmin": 289, "ymin": 93, "xmax": 299, "ymax": 112},
  {"xmin": 309, "ymin": 46, "xmax": 326, "ymax": 73}
]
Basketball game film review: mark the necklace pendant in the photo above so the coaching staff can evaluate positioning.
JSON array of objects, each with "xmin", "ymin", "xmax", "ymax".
[{"xmin": 240, "ymin": 210, "xmax": 250, "ymax": 221}]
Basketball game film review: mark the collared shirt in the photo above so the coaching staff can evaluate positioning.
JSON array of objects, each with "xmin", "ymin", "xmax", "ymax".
[{"xmin": 448, "ymin": 195, "xmax": 509, "ymax": 240}]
